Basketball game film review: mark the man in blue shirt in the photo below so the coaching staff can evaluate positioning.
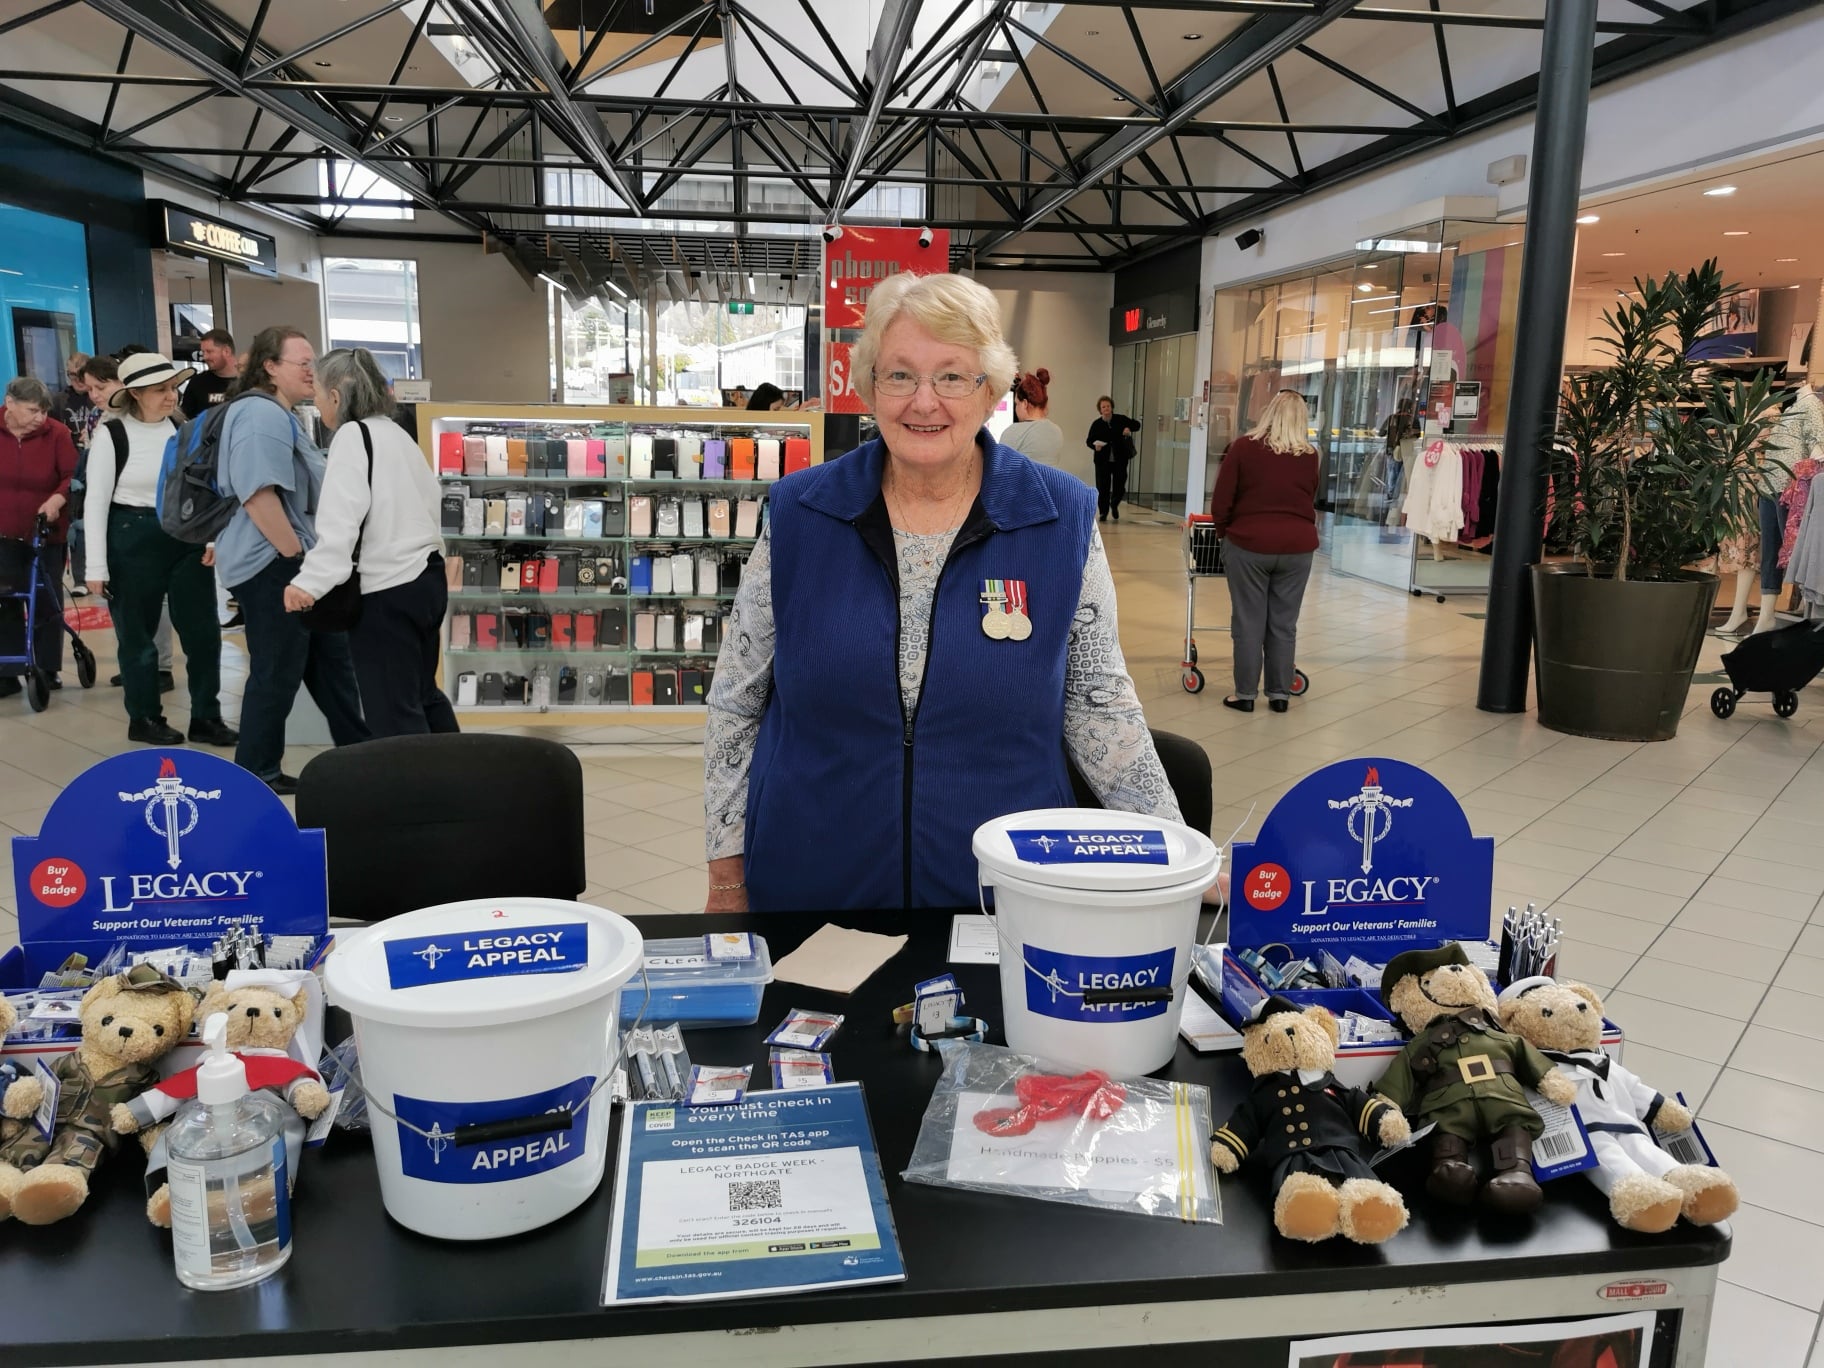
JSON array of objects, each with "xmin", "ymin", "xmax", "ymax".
[{"xmin": 217, "ymin": 327, "xmax": 368, "ymax": 794}]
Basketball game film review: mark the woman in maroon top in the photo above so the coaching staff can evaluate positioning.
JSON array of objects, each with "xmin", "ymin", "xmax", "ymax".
[
  {"xmin": 0, "ymin": 376, "xmax": 78, "ymax": 696},
  {"xmin": 1208, "ymin": 389, "xmax": 1319, "ymax": 712}
]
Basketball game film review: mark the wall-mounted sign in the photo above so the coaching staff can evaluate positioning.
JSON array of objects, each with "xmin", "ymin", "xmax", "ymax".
[
  {"xmin": 154, "ymin": 201, "xmax": 278, "ymax": 277},
  {"xmin": 392, "ymin": 379, "xmax": 432, "ymax": 404},
  {"xmin": 1108, "ymin": 288, "xmax": 1197, "ymax": 345}
]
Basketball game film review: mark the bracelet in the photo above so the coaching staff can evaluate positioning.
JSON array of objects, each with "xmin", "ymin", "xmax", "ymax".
[{"xmin": 708, "ymin": 880, "xmax": 746, "ymax": 892}]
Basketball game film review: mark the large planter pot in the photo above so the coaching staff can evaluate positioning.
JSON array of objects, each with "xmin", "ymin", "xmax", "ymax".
[{"xmin": 1531, "ymin": 564, "xmax": 1716, "ymax": 742}]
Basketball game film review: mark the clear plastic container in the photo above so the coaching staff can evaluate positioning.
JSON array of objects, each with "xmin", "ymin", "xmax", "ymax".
[
  {"xmin": 618, "ymin": 935, "xmax": 773, "ymax": 1028},
  {"xmin": 164, "ymin": 1014, "xmax": 295, "ymax": 1291}
]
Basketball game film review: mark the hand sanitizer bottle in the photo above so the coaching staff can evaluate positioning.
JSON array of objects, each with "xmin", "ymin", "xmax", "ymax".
[{"xmin": 165, "ymin": 1012, "xmax": 295, "ymax": 1290}]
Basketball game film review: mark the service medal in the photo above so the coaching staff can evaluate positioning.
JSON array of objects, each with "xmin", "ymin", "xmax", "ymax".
[
  {"xmin": 1006, "ymin": 580, "xmax": 1033, "ymax": 641},
  {"xmin": 980, "ymin": 579, "xmax": 1012, "ymax": 639}
]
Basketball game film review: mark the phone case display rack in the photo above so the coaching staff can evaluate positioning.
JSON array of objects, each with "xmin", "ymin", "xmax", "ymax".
[{"xmin": 418, "ymin": 404, "xmax": 824, "ymax": 716}]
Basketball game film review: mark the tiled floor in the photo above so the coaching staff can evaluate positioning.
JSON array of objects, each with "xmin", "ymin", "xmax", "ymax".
[{"xmin": 6, "ymin": 515, "xmax": 1823, "ymax": 1364}]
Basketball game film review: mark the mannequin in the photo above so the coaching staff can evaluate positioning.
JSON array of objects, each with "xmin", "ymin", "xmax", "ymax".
[
  {"xmin": 1716, "ymin": 566, "xmax": 1763, "ymax": 637},
  {"xmin": 1744, "ymin": 380, "xmax": 1824, "ymax": 635}
]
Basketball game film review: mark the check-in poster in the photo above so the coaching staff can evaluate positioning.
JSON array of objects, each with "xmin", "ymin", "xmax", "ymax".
[{"xmin": 1291, "ymin": 1310, "xmax": 1656, "ymax": 1367}]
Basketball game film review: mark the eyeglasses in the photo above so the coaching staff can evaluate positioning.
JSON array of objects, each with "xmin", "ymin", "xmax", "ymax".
[
  {"xmin": 279, "ymin": 357, "xmax": 315, "ymax": 373},
  {"xmin": 873, "ymin": 369, "xmax": 987, "ymax": 399}
]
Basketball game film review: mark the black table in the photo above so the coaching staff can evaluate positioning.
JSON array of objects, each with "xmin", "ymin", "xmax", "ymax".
[{"xmin": 0, "ymin": 913, "xmax": 1728, "ymax": 1368}]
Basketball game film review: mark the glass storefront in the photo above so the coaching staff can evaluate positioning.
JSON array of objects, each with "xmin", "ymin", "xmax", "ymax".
[
  {"xmin": 1111, "ymin": 331, "xmax": 1199, "ymax": 515},
  {"xmin": 1208, "ymin": 219, "xmax": 1522, "ymax": 593},
  {"xmin": 0, "ymin": 202, "xmax": 96, "ymax": 385}
]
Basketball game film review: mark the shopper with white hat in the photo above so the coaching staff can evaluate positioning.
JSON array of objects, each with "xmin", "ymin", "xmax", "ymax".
[{"xmin": 85, "ymin": 351, "xmax": 237, "ymax": 748}]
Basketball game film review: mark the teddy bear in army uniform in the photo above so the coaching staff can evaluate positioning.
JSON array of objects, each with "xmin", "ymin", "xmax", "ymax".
[
  {"xmin": 1377, "ymin": 943, "xmax": 1577, "ymax": 1215},
  {"xmin": 1497, "ymin": 976, "xmax": 1738, "ymax": 1232},
  {"xmin": 1210, "ymin": 993, "xmax": 1411, "ymax": 1243},
  {"xmin": 0, "ymin": 966, "xmax": 196, "ymax": 1225}
]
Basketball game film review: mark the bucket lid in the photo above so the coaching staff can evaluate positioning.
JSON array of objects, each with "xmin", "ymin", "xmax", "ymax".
[
  {"xmin": 973, "ymin": 808, "xmax": 1220, "ymax": 892},
  {"xmin": 325, "ymin": 897, "xmax": 643, "ymax": 1028}
]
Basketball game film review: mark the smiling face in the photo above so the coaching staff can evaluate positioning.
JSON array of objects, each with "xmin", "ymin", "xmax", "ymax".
[
  {"xmin": 1098, "ymin": 398, "xmax": 1113, "ymax": 421},
  {"xmin": 872, "ymin": 315, "xmax": 994, "ymax": 474},
  {"xmin": 266, "ymin": 336, "xmax": 317, "ymax": 409},
  {"xmin": 129, "ymin": 377, "xmax": 182, "ymax": 424},
  {"xmin": 1388, "ymin": 960, "xmax": 1498, "ymax": 1030}
]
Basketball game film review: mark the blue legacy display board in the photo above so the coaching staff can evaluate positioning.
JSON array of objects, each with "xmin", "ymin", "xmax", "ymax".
[
  {"xmin": 8, "ymin": 749, "xmax": 327, "ymax": 979},
  {"xmin": 1227, "ymin": 757, "xmax": 1493, "ymax": 961},
  {"xmin": 605, "ymin": 1082, "xmax": 904, "ymax": 1304}
]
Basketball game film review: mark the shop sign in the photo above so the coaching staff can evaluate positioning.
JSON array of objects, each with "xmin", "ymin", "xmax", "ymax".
[
  {"xmin": 154, "ymin": 201, "xmax": 278, "ymax": 277},
  {"xmin": 1227, "ymin": 757, "xmax": 1492, "ymax": 959},
  {"xmin": 823, "ymin": 226, "xmax": 950, "ymax": 414},
  {"xmin": 10, "ymin": 749, "xmax": 326, "ymax": 974},
  {"xmin": 1108, "ymin": 288, "xmax": 1197, "ymax": 345}
]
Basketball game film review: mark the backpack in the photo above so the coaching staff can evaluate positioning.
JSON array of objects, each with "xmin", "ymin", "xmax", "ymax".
[{"xmin": 157, "ymin": 390, "xmax": 283, "ymax": 543}]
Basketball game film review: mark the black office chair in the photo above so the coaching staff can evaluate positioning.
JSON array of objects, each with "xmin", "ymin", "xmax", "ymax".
[
  {"xmin": 1068, "ymin": 727, "xmax": 1214, "ymax": 836},
  {"xmin": 295, "ymin": 734, "xmax": 588, "ymax": 923}
]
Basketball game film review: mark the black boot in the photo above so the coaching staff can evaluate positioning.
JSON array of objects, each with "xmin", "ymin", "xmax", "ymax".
[
  {"xmin": 1426, "ymin": 1131, "xmax": 1478, "ymax": 1206},
  {"xmin": 1481, "ymin": 1126, "xmax": 1545, "ymax": 1215}
]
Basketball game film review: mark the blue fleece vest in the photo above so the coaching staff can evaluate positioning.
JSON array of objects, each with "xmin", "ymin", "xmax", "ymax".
[{"xmin": 745, "ymin": 434, "xmax": 1097, "ymax": 911}]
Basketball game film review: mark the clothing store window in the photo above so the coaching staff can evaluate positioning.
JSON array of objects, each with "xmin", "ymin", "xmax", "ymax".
[{"xmin": 324, "ymin": 257, "xmax": 423, "ymax": 381}]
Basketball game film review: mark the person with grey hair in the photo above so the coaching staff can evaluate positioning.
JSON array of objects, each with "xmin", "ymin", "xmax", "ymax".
[
  {"xmin": 702, "ymin": 270, "xmax": 1179, "ymax": 913},
  {"xmin": 282, "ymin": 348, "xmax": 455, "ymax": 737},
  {"xmin": 0, "ymin": 376, "xmax": 78, "ymax": 696}
]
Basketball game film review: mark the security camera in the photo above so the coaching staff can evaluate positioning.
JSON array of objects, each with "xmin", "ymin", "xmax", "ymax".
[
  {"xmin": 918, "ymin": 226, "xmax": 935, "ymax": 249},
  {"xmin": 822, "ymin": 224, "xmax": 843, "ymax": 244}
]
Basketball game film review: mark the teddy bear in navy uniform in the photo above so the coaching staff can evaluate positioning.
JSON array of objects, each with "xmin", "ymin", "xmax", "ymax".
[
  {"xmin": 1497, "ymin": 976, "xmax": 1738, "ymax": 1232},
  {"xmin": 1210, "ymin": 993, "xmax": 1411, "ymax": 1243}
]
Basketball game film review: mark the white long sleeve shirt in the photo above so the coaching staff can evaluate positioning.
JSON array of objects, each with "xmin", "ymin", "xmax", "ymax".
[
  {"xmin": 291, "ymin": 416, "xmax": 445, "ymax": 599},
  {"xmin": 85, "ymin": 415, "xmax": 178, "ymax": 583}
]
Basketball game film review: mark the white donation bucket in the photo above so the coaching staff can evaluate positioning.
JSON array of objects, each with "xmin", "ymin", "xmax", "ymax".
[
  {"xmin": 325, "ymin": 897, "xmax": 642, "ymax": 1240},
  {"xmin": 975, "ymin": 809, "xmax": 1219, "ymax": 1079}
]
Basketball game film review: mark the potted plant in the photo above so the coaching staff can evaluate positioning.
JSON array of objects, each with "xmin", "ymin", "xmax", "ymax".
[{"xmin": 1537, "ymin": 261, "xmax": 1783, "ymax": 741}]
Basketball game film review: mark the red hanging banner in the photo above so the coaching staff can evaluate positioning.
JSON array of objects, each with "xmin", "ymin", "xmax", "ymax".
[{"xmin": 823, "ymin": 226, "xmax": 950, "ymax": 413}]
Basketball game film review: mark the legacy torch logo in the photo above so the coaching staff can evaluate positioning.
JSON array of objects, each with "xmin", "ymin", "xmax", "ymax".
[
  {"xmin": 119, "ymin": 757, "xmax": 221, "ymax": 871},
  {"xmin": 1298, "ymin": 766, "xmax": 1435, "ymax": 918},
  {"xmin": 1326, "ymin": 766, "xmax": 1412, "ymax": 874},
  {"xmin": 99, "ymin": 758, "xmax": 258, "ymax": 913}
]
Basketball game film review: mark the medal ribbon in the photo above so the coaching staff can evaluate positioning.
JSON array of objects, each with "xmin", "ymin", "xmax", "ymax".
[{"xmin": 1007, "ymin": 580, "xmax": 1028, "ymax": 617}]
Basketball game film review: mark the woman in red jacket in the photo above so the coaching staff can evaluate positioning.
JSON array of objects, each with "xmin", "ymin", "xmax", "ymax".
[
  {"xmin": 1209, "ymin": 390, "xmax": 1319, "ymax": 713},
  {"xmin": 0, "ymin": 376, "xmax": 77, "ymax": 697}
]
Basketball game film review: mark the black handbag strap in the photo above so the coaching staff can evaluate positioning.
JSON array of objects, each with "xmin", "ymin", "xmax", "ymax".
[{"xmin": 350, "ymin": 419, "xmax": 374, "ymax": 570}]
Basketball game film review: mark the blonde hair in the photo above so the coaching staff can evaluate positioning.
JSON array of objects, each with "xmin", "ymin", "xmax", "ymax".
[
  {"xmin": 1248, "ymin": 390, "xmax": 1317, "ymax": 455},
  {"xmin": 852, "ymin": 271, "xmax": 1017, "ymax": 409}
]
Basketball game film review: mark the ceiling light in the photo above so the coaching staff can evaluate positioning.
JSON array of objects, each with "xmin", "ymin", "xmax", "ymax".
[
  {"xmin": 1112, "ymin": 95, "xmax": 1129, "ymax": 103},
  {"xmin": 1575, "ymin": 214, "xmax": 1600, "ymax": 224},
  {"xmin": 1361, "ymin": 263, "xmax": 1377, "ymax": 270},
  {"xmin": 1703, "ymin": 185, "xmax": 1737, "ymax": 197},
  {"xmin": 1356, "ymin": 283, "xmax": 1374, "ymax": 292},
  {"xmin": 1601, "ymin": 252, "xmax": 1626, "ymax": 257},
  {"xmin": 1182, "ymin": 32, "xmax": 1203, "ymax": 39},
  {"xmin": 383, "ymin": 114, "xmax": 403, "ymax": 123},
  {"xmin": 1723, "ymin": 230, "xmax": 1750, "ymax": 236},
  {"xmin": 1777, "ymin": 257, "xmax": 1799, "ymax": 263},
  {"xmin": 313, "ymin": 60, "xmax": 331, "ymax": 68}
]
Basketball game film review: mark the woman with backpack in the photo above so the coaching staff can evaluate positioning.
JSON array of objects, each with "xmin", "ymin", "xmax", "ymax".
[{"xmin": 84, "ymin": 352, "xmax": 237, "ymax": 746}]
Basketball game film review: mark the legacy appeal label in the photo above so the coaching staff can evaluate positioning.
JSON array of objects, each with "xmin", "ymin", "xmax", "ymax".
[
  {"xmin": 384, "ymin": 922, "xmax": 589, "ymax": 988},
  {"xmin": 393, "ymin": 1076, "xmax": 594, "ymax": 1183},
  {"xmin": 1008, "ymin": 829, "xmax": 1168, "ymax": 864},
  {"xmin": 1023, "ymin": 946, "xmax": 1175, "ymax": 1021}
]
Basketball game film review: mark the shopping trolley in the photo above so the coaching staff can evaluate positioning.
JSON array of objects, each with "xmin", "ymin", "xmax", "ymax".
[
  {"xmin": 0, "ymin": 515, "xmax": 99, "ymax": 712},
  {"xmin": 1179, "ymin": 514, "xmax": 1311, "ymax": 698}
]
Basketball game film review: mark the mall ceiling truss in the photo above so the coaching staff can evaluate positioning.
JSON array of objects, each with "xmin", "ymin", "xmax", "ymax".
[{"xmin": 0, "ymin": 0, "xmax": 1808, "ymax": 290}]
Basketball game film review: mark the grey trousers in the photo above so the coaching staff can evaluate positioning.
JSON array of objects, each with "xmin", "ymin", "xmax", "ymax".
[{"xmin": 1225, "ymin": 544, "xmax": 1313, "ymax": 699}]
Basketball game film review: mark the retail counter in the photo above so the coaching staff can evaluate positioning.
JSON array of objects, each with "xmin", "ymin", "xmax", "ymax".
[{"xmin": 0, "ymin": 913, "xmax": 1728, "ymax": 1368}]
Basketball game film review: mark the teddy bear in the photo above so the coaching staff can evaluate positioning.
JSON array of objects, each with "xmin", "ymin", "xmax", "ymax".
[
  {"xmin": 112, "ymin": 979, "xmax": 329, "ymax": 1227},
  {"xmin": 1210, "ymin": 993, "xmax": 1412, "ymax": 1243},
  {"xmin": 1375, "ymin": 943, "xmax": 1578, "ymax": 1215},
  {"xmin": 1496, "ymin": 976, "xmax": 1739, "ymax": 1232},
  {"xmin": 0, "ymin": 966, "xmax": 196, "ymax": 1225}
]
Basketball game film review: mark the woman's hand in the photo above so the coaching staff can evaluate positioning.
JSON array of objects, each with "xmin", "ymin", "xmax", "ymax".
[
  {"xmin": 86, "ymin": 580, "xmax": 105, "ymax": 598},
  {"xmin": 202, "ymin": 544, "xmax": 215, "ymax": 568},
  {"xmin": 282, "ymin": 585, "xmax": 315, "ymax": 613},
  {"xmin": 705, "ymin": 855, "xmax": 748, "ymax": 912},
  {"xmin": 37, "ymin": 494, "xmax": 65, "ymax": 520}
]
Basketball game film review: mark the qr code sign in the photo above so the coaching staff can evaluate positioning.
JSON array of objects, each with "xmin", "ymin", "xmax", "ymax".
[{"xmin": 728, "ymin": 1179, "xmax": 782, "ymax": 1212}]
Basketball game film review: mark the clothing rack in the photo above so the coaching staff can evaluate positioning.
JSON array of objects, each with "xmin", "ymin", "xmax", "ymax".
[{"xmin": 1405, "ymin": 435, "xmax": 1503, "ymax": 602}]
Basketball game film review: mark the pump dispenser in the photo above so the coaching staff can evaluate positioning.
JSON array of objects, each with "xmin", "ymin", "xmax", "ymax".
[{"xmin": 164, "ymin": 1012, "xmax": 294, "ymax": 1290}]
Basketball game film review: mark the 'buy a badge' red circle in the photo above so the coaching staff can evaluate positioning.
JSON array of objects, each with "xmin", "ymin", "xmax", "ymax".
[
  {"xmin": 30, "ymin": 857, "xmax": 86, "ymax": 907},
  {"xmin": 1243, "ymin": 863, "xmax": 1290, "ymax": 910}
]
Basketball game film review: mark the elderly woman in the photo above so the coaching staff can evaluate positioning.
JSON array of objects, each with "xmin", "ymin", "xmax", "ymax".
[
  {"xmin": 283, "ymin": 348, "xmax": 455, "ymax": 738},
  {"xmin": 0, "ymin": 377, "xmax": 77, "ymax": 698},
  {"xmin": 705, "ymin": 271, "xmax": 1181, "ymax": 912},
  {"xmin": 84, "ymin": 353, "xmax": 236, "ymax": 746}
]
